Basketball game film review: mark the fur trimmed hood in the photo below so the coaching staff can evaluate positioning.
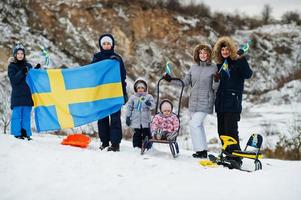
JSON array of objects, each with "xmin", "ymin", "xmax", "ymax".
[{"xmin": 213, "ymin": 36, "xmax": 239, "ymax": 64}]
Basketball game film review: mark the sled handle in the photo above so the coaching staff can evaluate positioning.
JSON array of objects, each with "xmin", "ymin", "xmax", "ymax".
[{"xmin": 155, "ymin": 77, "xmax": 184, "ymax": 118}]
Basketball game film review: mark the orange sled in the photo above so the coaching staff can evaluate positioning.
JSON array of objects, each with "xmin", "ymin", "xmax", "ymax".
[{"xmin": 61, "ymin": 133, "xmax": 91, "ymax": 148}]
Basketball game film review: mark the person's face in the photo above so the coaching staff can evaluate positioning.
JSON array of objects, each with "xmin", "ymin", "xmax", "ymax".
[
  {"xmin": 16, "ymin": 50, "xmax": 24, "ymax": 61},
  {"xmin": 199, "ymin": 49, "xmax": 208, "ymax": 62},
  {"xmin": 162, "ymin": 103, "xmax": 172, "ymax": 116},
  {"xmin": 221, "ymin": 46, "xmax": 230, "ymax": 58},
  {"xmin": 102, "ymin": 42, "xmax": 112, "ymax": 50},
  {"xmin": 162, "ymin": 109, "xmax": 172, "ymax": 116},
  {"xmin": 137, "ymin": 86, "xmax": 145, "ymax": 94}
]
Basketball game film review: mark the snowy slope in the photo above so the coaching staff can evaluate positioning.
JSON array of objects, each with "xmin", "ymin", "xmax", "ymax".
[{"xmin": 0, "ymin": 134, "xmax": 300, "ymax": 200}]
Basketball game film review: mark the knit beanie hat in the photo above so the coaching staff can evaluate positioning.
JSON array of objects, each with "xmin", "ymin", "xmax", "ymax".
[
  {"xmin": 136, "ymin": 82, "xmax": 146, "ymax": 89},
  {"xmin": 100, "ymin": 36, "xmax": 113, "ymax": 46},
  {"xmin": 98, "ymin": 33, "xmax": 115, "ymax": 52},
  {"xmin": 13, "ymin": 43, "xmax": 25, "ymax": 57}
]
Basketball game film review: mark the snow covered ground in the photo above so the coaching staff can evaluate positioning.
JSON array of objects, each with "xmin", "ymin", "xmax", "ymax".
[{"xmin": 0, "ymin": 133, "xmax": 300, "ymax": 200}]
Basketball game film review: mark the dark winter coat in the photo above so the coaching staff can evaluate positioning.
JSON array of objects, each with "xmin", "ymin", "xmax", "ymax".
[
  {"xmin": 91, "ymin": 33, "xmax": 127, "ymax": 103},
  {"xmin": 7, "ymin": 60, "xmax": 33, "ymax": 109},
  {"xmin": 215, "ymin": 56, "xmax": 252, "ymax": 113}
]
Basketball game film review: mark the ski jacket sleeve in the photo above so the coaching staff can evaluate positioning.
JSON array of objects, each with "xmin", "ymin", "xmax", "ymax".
[
  {"xmin": 212, "ymin": 66, "xmax": 219, "ymax": 91},
  {"xmin": 237, "ymin": 56, "xmax": 253, "ymax": 79},
  {"xmin": 8, "ymin": 63, "xmax": 26, "ymax": 85},
  {"xmin": 91, "ymin": 53, "xmax": 99, "ymax": 64},
  {"xmin": 151, "ymin": 115, "xmax": 161, "ymax": 134},
  {"xmin": 181, "ymin": 70, "xmax": 192, "ymax": 87},
  {"xmin": 126, "ymin": 95, "xmax": 134, "ymax": 117},
  {"xmin": 172, "ymin": 114, "xmax": 180, "ymax": 132},
  {"xmin": 145, "ymin": 94, "xmax": 155, "ymax": 110}
]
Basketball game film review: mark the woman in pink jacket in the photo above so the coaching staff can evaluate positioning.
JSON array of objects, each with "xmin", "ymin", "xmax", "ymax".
[{"xmin": 151, "ymin": 99, "xmax": 180, "ymax": 141}]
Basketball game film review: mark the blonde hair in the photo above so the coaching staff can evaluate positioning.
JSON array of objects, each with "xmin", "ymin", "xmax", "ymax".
[
  {"xmin": 213, "ymin": 36, "xmax": 238, "ymax": 64},
  {"xmin": 193, "ymin": 44, "xmax": 212, "ymax": 64}
]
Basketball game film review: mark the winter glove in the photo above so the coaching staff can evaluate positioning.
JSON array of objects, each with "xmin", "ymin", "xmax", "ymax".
[
  {"xmin": 213, "ymin": 72, "xmax": 220, "ymax": 82},
  {"xmin": 126, "ymin": 117, "xmax": 131, "ymax": 126},
  {"xmin": 144, "ymin": 100, "xmax": 152, "ymax": 107},
  {"xmin": 34, "ymin": 63, "xmax": 41, "ymax": 69},
  {"xmin": 22, "ymin": 67, "xmax": 28, "ymax": 74},
  {"xmin": 162, "ymin": 73, "xmax": 172, "ymax": 82},
  {"xmin": 237, "ymin": 49, "xmax": 244, "ymax": 56}
]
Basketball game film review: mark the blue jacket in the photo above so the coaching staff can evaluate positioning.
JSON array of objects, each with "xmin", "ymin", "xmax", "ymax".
[
  {"xmin": 8, "ymin": 60, "xmax": 33, "ymax": 109},
  {"xmin": 92, "ymin": 34, "xmax": 127, "ymax": 103},
  {"xmin": 215, "ymin": 56, "xmax": 252, "ymax": 113}
]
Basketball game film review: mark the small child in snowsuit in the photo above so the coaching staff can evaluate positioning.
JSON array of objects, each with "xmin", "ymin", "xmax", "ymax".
[
  {"xmin": 151, "ymin": 99, "xmax": 180, "ymax": 141},
  {"xmin": 126, "ymin": 79, "xmax": 155, "ymax": 148}
]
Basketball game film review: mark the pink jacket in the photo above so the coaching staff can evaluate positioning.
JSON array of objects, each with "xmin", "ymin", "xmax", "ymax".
[{"xmin": 151, "ymin": 113, "xmax": 180, "ymax": 134}]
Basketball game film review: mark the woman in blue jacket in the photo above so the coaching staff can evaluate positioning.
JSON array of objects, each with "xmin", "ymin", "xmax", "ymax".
[
  {"xmin": 213, "ymin": 36, "xmax": 253, "ymax": 159},
  {"xmin": 7, "ymin": 43, "xmax": 34, "ymax": 140}
]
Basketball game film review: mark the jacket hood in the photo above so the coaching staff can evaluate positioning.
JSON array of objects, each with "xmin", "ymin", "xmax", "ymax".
[
  {"xmin": 213, "ymin": 36, "xmax": 239, "ymax": 64},
  {"xmin": 133, "ymin": 78, "xmax": 148, "ymax": 93}
]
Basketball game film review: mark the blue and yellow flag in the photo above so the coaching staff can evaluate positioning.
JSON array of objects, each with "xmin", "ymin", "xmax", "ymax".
[
  {"xmin": 219, "ymin": 59, "xmax": 230, "ymax": 78},
  {"xmin": 26, "ymin": 60, "xmax": 124, "ymax": 132}
]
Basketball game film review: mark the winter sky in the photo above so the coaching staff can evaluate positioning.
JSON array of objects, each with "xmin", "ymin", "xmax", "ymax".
[{"xmin": 182, "ymin": 0, "xmax": 301, "ymax": 19}]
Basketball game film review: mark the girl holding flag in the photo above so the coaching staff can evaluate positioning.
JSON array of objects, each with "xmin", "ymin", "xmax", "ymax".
[
  {"xmin": 92, "ymin": 33, "xmax": 128, "ymax": 152},
  {"xmin": 212, "ymin": 36, "xmax": 253, "ymax": 163},
  {"xmin": 8, "ymin": 43, "xmax": 34, "ymax": 140}
]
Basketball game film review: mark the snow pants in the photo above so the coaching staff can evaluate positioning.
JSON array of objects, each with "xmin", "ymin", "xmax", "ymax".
[
  {"xmin": 97, "ymin": 110, "xmax": 122, "ymax": 146},
  {"xmin": 133, "ymin": 127, "xmax": 151, "ymax": 148},
  {"xmin": 11, "ymin": 106, "xmax": 32, "ymax": 137},
  {"xmin": 189, "ymin": 112, "xmax": 208, "ymax": 152}
]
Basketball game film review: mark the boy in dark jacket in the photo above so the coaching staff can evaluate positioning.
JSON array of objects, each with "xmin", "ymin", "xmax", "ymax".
[
  {"xmin": 91, "ymin": 33, "xmax": 127, "ymax": 152},
  {"xmin": 213, "ymin": 37, "xmax": 253, "ymax": 160},
  {"xmin": 7, "ymin": 43, "xmax": 34, "ymax": 140}
]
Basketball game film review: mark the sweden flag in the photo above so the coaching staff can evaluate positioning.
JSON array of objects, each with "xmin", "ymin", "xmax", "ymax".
[{"xmin": 26, "ymin": 60, "xmax": 124, "ymax": 132}]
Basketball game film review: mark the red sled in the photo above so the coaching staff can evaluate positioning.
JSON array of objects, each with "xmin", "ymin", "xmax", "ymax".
[{"xmin": 61, "ymin": 133, "xmax": 91, "ymax": 148}]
